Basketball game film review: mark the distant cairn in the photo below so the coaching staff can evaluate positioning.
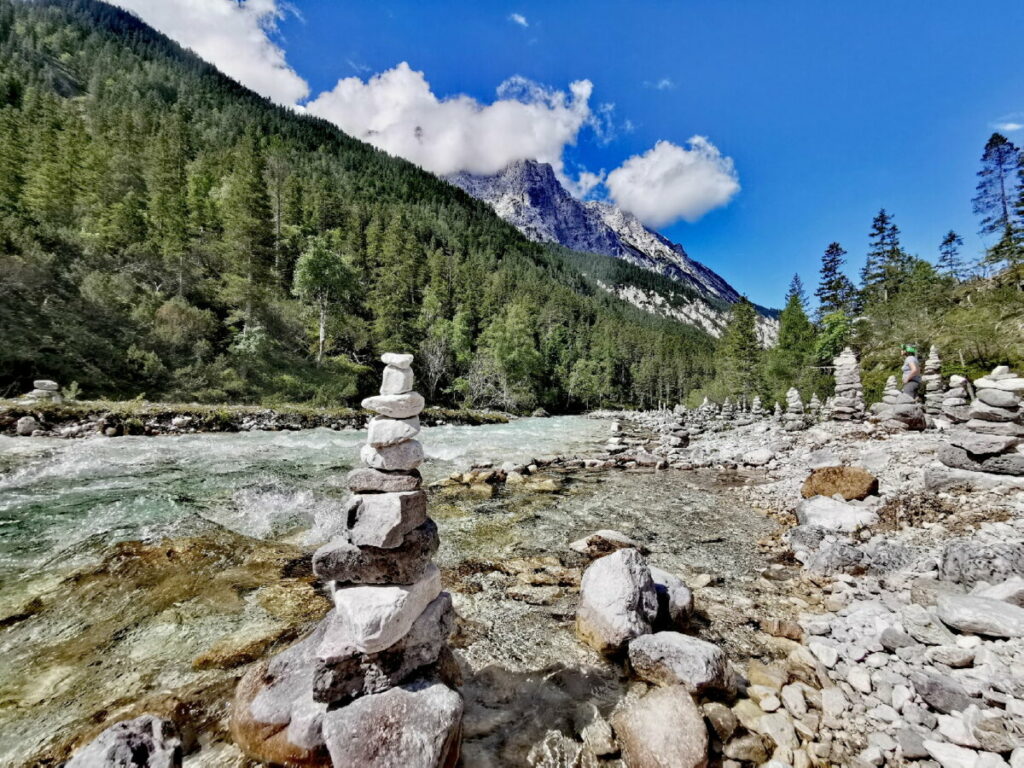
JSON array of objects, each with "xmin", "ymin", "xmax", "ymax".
[
  {"xmin": 828, "ymin": 347, "xmax": 865, "ymax": 421},
  {"xmin": 782, "ymin": 388, "xmax": 807, "ymax": 432},
  {"xmin": 922, "ymin": 346, "xmax": 944, "ymax": 416}
]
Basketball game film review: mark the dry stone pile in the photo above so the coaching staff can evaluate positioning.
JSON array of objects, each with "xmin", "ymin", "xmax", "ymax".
[
  {"xmin": 829, "ymin": 347, "xmax": 865, "ymax": 421},
  {"xmin": 870, "ymin": 376, "xmax": 927, "ymax": 432},
  {"xmin": 937, "ymin": 366, "xmax": 1024, "ymax": 478},
  {"xmin": 782, "ymin": 388, "xmax": 807, "ymax": 432},
  {"xmin": 230, "ymin": 353, "xmax": 462, "ymax": 768},
  {"xmin": 922, "ymin": 346, "xmax": 944, "ymax": 415},
  {"xmin": 942, "ymin": 375, "xmax": 972, "ymax": 423}
]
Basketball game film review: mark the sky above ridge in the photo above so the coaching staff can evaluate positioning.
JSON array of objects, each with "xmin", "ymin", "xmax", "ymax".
[{"xmin": 108, "ymin": 0, "xmax": 1024, "ymax": 308}]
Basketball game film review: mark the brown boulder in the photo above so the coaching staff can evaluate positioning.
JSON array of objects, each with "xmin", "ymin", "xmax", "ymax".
[{"xmin": 801, "ymin": 466, "xmax": 879, "ymax": 501}]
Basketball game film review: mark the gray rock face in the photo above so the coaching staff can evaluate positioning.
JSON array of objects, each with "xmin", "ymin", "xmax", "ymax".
[
  {"xmin": 940, "ymin": 539, "xmax": 1024, "ymax": 588},
  {"xmin": 347, "ymin": 468, "xmax": 422, "ymax": 493},
  {"xmin": 313, "ymin": 593, "xmax": 454, "ymax": 704},
  {"xmin": 610, "ymin": 685, "xmax": 709, "ymax": 768},
  {"xmin": 627, "ymin": 632, "xmax": 728, "ymax": 692},
  {"xmin": 66, "ymin": 715, "xmax": 182, "ymax": 768},
  {"xmin": 321, "ymin": 678, "xmax": 463, "ymax": 768},
  {"xmin": 649, "ymin": 566, "xmax": 694, "ymax": 630},
  {"xmin": 16, "ymin": 416, "xmax": 37, "ymax": 436},
  {"xmin": 314, "ymin": 520, "xmax": 439, "ymax": 584},
  {"xmin": 575, "ymin": 547, "xmax": 658, "ymax": 654},
  {"xmin": 937, "ymin": 594, "xmax": 1024, "ymax": 638},
  {"xmin": 347, "ymin": 490, "xmax": 428, "ymax": 549}
]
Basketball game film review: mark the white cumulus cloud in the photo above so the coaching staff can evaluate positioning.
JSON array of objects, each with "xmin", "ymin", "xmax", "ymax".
[
  {"xmin": 304, "ymin": 63, "xmax": 597, "ymax": 181},
  {"xmin": 509, "ymin": 12, "xmax": 529, "ymax": 27},
  {"xmin": 605, "ymin": 138, "xmax": 740, "ymax": 226},
  {"xmin": 995, "ymin": 122, "xmax": 1023, "ymax": 132},
  {"xmin": 107, "ymin": 0, "xmax": 309, "ymax": 106}
]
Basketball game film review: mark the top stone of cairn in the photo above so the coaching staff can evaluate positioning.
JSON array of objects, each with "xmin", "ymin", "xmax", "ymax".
[{"xmin": 381, "ymin": 352, "xmax": 414, "ymax": 369}]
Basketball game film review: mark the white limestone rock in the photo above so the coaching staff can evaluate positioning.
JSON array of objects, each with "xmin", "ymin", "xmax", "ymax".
[
  {"xmin": 795, "ymin": 496, "xmax": 878, "ymax": 532},
  {"xmin": 361, "ymin": 392, "xmax": 425, "ymax": 419},
  {"xmin": 575, "ymin": 548, "xmax": 657, "ymax": 654},
  {"xmin": 936, "ymin": 594, "xmax": 1024, "ymax": 638},
  {"xmin": 348, "ymin": 490, "xmax": 428, "ymax": 548},
  {"xmin": 627, "ymin": 632, "xmax": 728, "ymax": 692},
  {"xmin": 367, "ymin": 416, "xmax": 421, "ymax": 448},
  {"xmin": 380, "ymin": 365, "xmax": 414, "ymax": 395},
  {"xmin": 361, "ymin": 440, "xmax": 424, "ymax": 471}
]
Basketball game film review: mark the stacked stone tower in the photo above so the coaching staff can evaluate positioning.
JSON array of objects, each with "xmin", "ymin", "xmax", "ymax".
[
  {"xmin": 829, "ymin": 347, "xmax": 865, "ymax": 421},
  {"xmin": 750, "ymin": 395, "xmax": 766, "ymax": 419},
  {"xmin": 921, "ymin": 346, "xmax": 944, "ymax": 415},
  {"xmin": 782, "ymin": 388, "xmax": 807, "ymax": 431},
  {"xmin": 231, "ymin": 353, "xmax": 462, "ymax": 768},
  {"xmin": 937, "ymin": 366, "xmax": 1024, "ymax": 477},
  {"xmin": 807, "ymin": 393, "xmax": 822, "ymax": 422},
  {"xmin": 942, "ymin": 375, "xmax": 971, "ymax": 423}
]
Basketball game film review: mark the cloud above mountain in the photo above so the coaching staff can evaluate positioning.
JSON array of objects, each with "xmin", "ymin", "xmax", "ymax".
[
  {"xmin": 107, "ymin": 0, "xmax": 308, "ymax": 106},
  {"xmin": 606, "ymin": 139, "xmax": 740, "ymax": 226}
]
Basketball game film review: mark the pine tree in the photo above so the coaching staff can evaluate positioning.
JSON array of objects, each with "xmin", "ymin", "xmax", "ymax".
[
  {"xmin": 0, "ymin": 105, "xmax": 24, "ymax": 213},
  {"xmin": 292, "ymin": 235, "xmax": 355, "ymax": 364},
  {"xmin": 860, "ymin": 209, "xmax": 908, "ymax": 305},
  {"xmin": 937, "ymin": 230, "xmax": 966, "ymax": 281},
  {"xmin": 715, "ymin": 298, "xmax": 764, "ymax": 401},
  {"xmin": 147, "ymin": 114, "xmax": 189, "ymax": 293},
  {"xmin": 815, "ymin": 242, "xmax": 856, "ymax": 319},
  {"xmin": 973, "ymin": 133, "xmax": 1024, "ymax": 276},
  {"xmin": 766, "ymin": 276, "xmax": 818, "ymax": 402}
]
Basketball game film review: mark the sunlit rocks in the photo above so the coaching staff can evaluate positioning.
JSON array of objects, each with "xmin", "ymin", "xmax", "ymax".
[
  {"xmin": 67, "ymin": 715, "xmax": 183, "ymax": 768},
  {"xmin": 922, "ymin": 346, "xmax": 944, "ymax": 415},
  {"xmin": 610, "ymin": 685, "xmax": 709, "ymax": 768},
  {"xmin": 232, "ymin": 354, "xmax": 461, "ymax": 767},
  {"xmin": 942, "ymin": 375, "xmax": 971, "ymax": 423},
  {"xmin": 801, "ymin": 466, "xmax": 879, "ymax": 501},
  {"xmin": 829, "ymin": 347, "xmax": 865, "ymax": 421},
  {"xmin": 575, "ymin": 547, "xmax": 658, "ymax": 654},
  {"xmin": 627, "ymin": 632, "xmax": 729, "ymax": 692}
]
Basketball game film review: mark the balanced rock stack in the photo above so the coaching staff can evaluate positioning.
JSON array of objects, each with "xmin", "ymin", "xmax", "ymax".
[
  {"xmin": 231, "ymin": 353, "xmax": 462, "ymax": 768},
  {"xmin": 773, "ymin": 402, "xmax": 783, "ymax": 421},
  {"xmin": 20, "ymin": 379, "xmax": 62, "ymax": 404},
  {"xmin": 782, "ymin": 387, "xmax": 807, "ymax": 431},
  {"xmin": 937, "ymin": 366, "xmax": 1024, "ymax": 477},
  {"xmin": 880, "ymin": 376, "xmax": 900, "ymax": 406},
  {"xmin": 921, "ymin": 346, "xmax": 944, "ymax": 415},
  {"xmin": 807, "ymin": 392, "xmax": 822, "ymax": 422},
  {"xmin": 869, "ymin": 375, "xmax": 926, "ymax": 431},
  {"xmin": 942, "ymin": 375, "xmax": 971, "ymax": 423},
  {"xmin": 829, "ymin": 347, "xmax": 865, "ymax": 421},
  {"xmin": 750, "ymin": 395, "xmax": 766, "ymax": 419}
]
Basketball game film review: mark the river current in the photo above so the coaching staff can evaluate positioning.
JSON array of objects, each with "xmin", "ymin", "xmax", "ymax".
[{"xmin": 0, "ymin": 416, "xmax": 778, "ymax": 766}]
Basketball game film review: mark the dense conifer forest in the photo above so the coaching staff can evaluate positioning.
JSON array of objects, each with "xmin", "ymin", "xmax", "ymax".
[{"xmin": 0, "ymin": 0, "xmax": 715, "ymax": 411}]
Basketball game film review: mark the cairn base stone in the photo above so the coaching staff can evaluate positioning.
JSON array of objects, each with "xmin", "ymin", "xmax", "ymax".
[
  {"xmin": 321, "ymin": 679, "xmax": 463, "ymax": 768},
  {"xmin": 314, "ymin": 519, "xmax": 439, "ymax": 584}
]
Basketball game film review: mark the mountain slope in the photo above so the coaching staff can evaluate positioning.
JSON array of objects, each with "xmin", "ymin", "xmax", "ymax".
[
  {"xmin": 0, "ymin": 0, "xmax": 716, "ymax": 411},
  {"xmin": 447, "ymin": 160, "xmax": 778, "ymax": 344}
]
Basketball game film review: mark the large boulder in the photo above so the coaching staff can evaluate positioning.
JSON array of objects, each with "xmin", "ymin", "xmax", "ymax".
[
  {"xmin": 627, "ymin": 632, "xmax": 728, "ymax": 692},
  {"xmin": 610, "ymin": 685, "xmax": 708, "ymax": 768},
  {"xmin": 67, "ymin": 715, "xmax": 182, "ymax": 768},
  {"xmin": 321, "ymin": 678, "xmax": 463, "ymax": 768},
  {"xmin": 801, "ymin": 466, "xmax": 879, "ymax": 500},
  {"xmin": 575, "ymin": 548, "xmax": 657, "ymax": 654},
  {"xmin": 937, "ymin": 594, "xmax": 1024, "ymax": 638},
  {"xmin": 16, "ymin": 416, "xmax": 37, "ymax": 436},
  {"xmin": 795, "ymin": 496, "xmax": 878, "ymax": 532},
  {"xmin": 940, "ymin": 539, "xmax": 1024, "ymax": 588}
]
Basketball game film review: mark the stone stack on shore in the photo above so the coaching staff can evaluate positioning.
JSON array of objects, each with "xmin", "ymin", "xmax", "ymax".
[
  {"xmin": 773, "ymin": 402, "xmax": 783, "ymax": 422},
  {"xmin": 829, "ymin": 347, "xmax": 865, "ymax": 421},
  {"xmin": 230, "ymin": 353, "xmax": 462, "ymax": 768},
  {"xmin": 807, "ymin": 393, "xmax": 822, "ymax": 423},
  {"xmin": 782, "ymin": 388, "xmax": 807, "ymax": 432},
  {"xmin": 19, "ymin": 379, "xmax": 62, "ymax": 404},
  {"xmin": 921, "ymin": 346, "xmax": 944, "ymax": 416},
  {"xmin": 942, "ymin": 375, "xmax": 972, "ymax": 423},
  {"xmin": 870, "ymin": 376, "xmax": 927, "ymax": 432},
  {"xmin": 880, "ymin": 376, "xmax": 900, "ymax": 407},
  {"xmin": 936, "ymin": 366, "xmax": 1024, "ymax": 478},
  {"xmin": 750, "ymin": 395, "xmax": 766, "ymax": 420}
]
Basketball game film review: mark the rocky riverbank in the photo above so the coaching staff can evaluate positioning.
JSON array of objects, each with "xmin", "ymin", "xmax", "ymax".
[{"xmin": 0, "ymin": 399, "xmax": 507, "ymax": 438}]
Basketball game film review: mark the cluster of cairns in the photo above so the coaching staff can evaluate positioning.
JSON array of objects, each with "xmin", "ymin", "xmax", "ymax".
[
  {"xmin": 827, "ymin": 347, "xmax": 866, "ymax": 422},
  {"xmin": 921, "ymin": 346, "xmax": 945, "ymax": 416},
  {"xmin": 869, "ymin": 376, "xmax": 927, "ymax": 432},
  {"xmin": 219, "ymin": 354, "xmax": 458, "ymax": 767},
  {"xmin": 937, "ymin": 366, "xmax": 1024, "ymax": 478}
]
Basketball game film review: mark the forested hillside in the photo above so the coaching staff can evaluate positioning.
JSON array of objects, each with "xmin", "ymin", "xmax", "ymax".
[{"xmin": 0, "ymin": 0, "xmax": 714, "ymax": 411}]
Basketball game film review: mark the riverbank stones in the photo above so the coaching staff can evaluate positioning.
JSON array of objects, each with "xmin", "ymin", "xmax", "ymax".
[{"xmin": 575, "ymin": 548, "xmax": 658, "ymax": 654}]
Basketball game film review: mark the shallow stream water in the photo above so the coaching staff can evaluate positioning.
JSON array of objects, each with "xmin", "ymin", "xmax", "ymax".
[{"xmin": 0, "ymin": 416, "xmax": 781, "ymax": 766}]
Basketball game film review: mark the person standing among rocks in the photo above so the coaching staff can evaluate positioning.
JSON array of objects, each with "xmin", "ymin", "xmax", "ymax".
[{"xmin": 900, "ymin": 345, "xmax": 922, "ymax": 398}]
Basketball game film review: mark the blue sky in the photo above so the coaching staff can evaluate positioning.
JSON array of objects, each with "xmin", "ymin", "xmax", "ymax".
[{"xmin": 114, "ymin": 0, "xmax": 1024, "ymax": 308}]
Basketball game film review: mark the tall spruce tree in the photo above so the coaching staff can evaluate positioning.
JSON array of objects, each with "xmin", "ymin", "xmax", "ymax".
[
  {"xmin": 937, "ymin": 230, "xmax": 966, "ymax": 281},
  {"xmin": 766, "ymin": 275, "xmax": 818, "ymax": 402},
  {"xmin": 714, "ymin": 298, "xmax": 764, "ymax": 401},
  {"xmin": 292, "ymin": 235, "xmax": 355, "ymax": 364},
  {"xmin": 973, "ymin": 133, "xmax": 1024, "ymax": 277},
  {"xmin": 860, "ymin": 209, "xmax": 907, "ymax": 305},
  {"xmin": 815, "ymin": 242, "xmax": 856, "ymax": 319}
]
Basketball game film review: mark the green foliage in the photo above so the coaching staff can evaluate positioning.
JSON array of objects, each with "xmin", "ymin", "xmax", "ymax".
[
  {"xmin": 711, "ymin": 298, "xmax": 764, "ymax": 402},
  {"xmin": 765, "ymin": 276, "xmax": 828, "ymax": 403}
]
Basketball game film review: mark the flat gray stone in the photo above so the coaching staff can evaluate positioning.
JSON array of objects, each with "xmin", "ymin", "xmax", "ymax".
[
  {"xmin": 348, "ymin": 490, "xmax": 428, "ymax": 548},
  {"xmin": 974, "ymin": 576, "xmax": 1024, "ymax": 607},
  {"xmin": 937, "ymin": 594, "xmax": 1024, "ymax": 638},
  {"xmin": 968, "ymin": 401, "xmax": 1019, "ymax": 422},
  {"xmin": 964, "ymin": 419, "xmax": 1024, "ymax": 437},
  {"xmin": 33, "ymin": 379, "xmax": 59, "ymax": 391},
  {"xmin": 361, "ymin": 392, "xmax": 425, "ymax": 419},
  {"xmin": 380, "ymin": 352, "xmax": 414, "ymax": 369},
  {"xmin": 66, "ymin": 715, "xmax": 182, "ymax": 768},
  {"xmin": 347, "ymin": 468, "xmax": 421, "ymax": 493},
  {"xmin": 977, "ymin": 388, "xmax": 1021, "ymax": 409},
  {"xmin": 367, "ymin": 416, "xmax": 420, "ymax": 447},
  {"xmin": 911, "ymin": 671, "xmax": 972, "ymax": 714},
  {"xmin": 314, "ymin": 519, "xmax": 438, "ymax": 584},
  {"xmin": 950, "ymin": 431, "xmax": 1021, "ymax": 457},
  {"xmin": 361, "ymin": 440, "xmax": 424, "ymax": 471},
  {"xmin": 627, "ymin": 632, "xmax": 728, "ymax": 692}
]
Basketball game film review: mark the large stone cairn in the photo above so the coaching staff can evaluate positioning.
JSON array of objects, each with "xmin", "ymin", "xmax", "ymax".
[
  {"xmin": 782, "ymin": 387, "xmax": 807, "ymax": 431},
  {"xmin": 870, "ymin": 375, "xmax": 926, "ymax": 431},
  {"xmin": 921, "ymin": 346, "xmax": 944, "ymax": 415},
  {"xmin": 19, "ymin": 378, "xmax": 62, "ymax": 404},
  {"xmin": 829, "ymin": 347, "xmax": 865, "ymax": 421},
  {"xmin": 937, "ymin": 366, "xmax": 1024, "ymax": 477},
  {"xmin": 942, "ymin": 374, "xmax": 971, "ymax": 423},
  {"xmin": 230, "ymin": 353, "xmax": 462, "ymax": 768}
]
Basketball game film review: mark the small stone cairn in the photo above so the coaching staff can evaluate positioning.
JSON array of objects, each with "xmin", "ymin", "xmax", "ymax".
[
  {"xmin": 870, "ymin": 375, "xmax": 926, "ymax": 431},
  {"xmin": 750, "ymin": 395, "xmax": 766, "ymax": 419},
  {"xmin": 937, "ymin": 365, "xmax": 1024, "ymax": 477},
  {"xmin": 807, "ymin": 392, "xmax": 822, "ymax": 423},
  {"xmin": 230, "ymin": 353, "xmax": 462, "ymax": 768},
  {"xmin": 782, "ymin": 387, "xmax": 807, "ymax": 431},
  {"xmin": 880, "ymin": 375, "xmax": 900, "ymax": 406},
  {"xmin": 921, "ymin": 346, "xmax": 944, "ymax": 415},
  {"xmin": 828, "ymin": 347, "xmax": 865, "ymax": 421},
  {"xmin": 942, "ymin": 374, "xmax": 971, "ymax": 423},
  {"xmin": 773, "ymin": 402, "xmax": 783, "ymax": 421},
  {"xmin": 19, "ymin": 379, "xmax": 62, "ymax": 404}
]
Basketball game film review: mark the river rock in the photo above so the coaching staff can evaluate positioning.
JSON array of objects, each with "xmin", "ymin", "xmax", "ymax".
[
  {"xmin": 801, "ymin": 466, "xmax": 879, "ymax": 500},
  {"xmin": 322, "ymin": 564, "xmax": 442, "ymax": 656},
  {"xmin": 940, "ymin": 540, "xmax": 1024, "ymax": 588},
  {"xmin": 795, "ymin": 496, "xmax": 878, "ymax": 532},
  {"xmin": 381, "ymin": 352, "xmax": 414, "ymax": 369},
  {"xmin": 937, "ymin": 594, "xmax": 1024, "ymax": 638},
  {"xmin": 380, "ymin": 365, "xmax": 414, "ymax": 395},
  {"xmin": 361, "ymin": 440, "xmax": 424, "ymax": 471},
  {"xmin": 569, "ymin": 529, "xmax": 648, "ymax": 558},
  {"xmin": 610, "ymin": 685, "xmax": 709, "ymax": 768},
  {"xmin": 347, "ymin": 468, "xmax": 422, "ymax": 493},
  {"xmin": 649, "ymin": 566, "xmax": 693, "ymax": 630},
  {"xmin": 314, "ymin": 519, "xmax": 438, "ymax": 584},
  {"xmin": 16, "ymin": 416, "xmax": 37, "ymax": 436},
  {"xmin": 67, "ymin": 715, "xmax": 183, "ymax": 768},
  {"xmin": 367, "ymin": 416, "xmax": 420, "ymax": 447},
  {"xmin": 313, "ymin": 593, "xmax": 454, "ymax": 704},
  {"xmin": 348, "ymin": 490, "xmax": 428, "ymax": 548},
  {"xmin": 575, "ymin": 547, "xmax": 658, "ymax": 654},
  {"xmin": 321, "ymin": 678, "xmax": 463, "ymax": 768},
  {"xmin": 361, "ymin": 392, "xmax": 425, "ymax": 420},
  {"xmin": 627, "ymin": 632, "xmax": 728, "ymax": 692}
]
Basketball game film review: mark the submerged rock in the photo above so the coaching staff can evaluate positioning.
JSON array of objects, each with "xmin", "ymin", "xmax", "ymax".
[{"xmin": 569, "ymin": 529, "xmax": 648, "ymax": 558}]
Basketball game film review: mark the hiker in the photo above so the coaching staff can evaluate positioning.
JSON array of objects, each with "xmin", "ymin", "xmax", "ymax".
[{"xmin": 900, "ymin": 344, "xmax": 922, "ymax": 398}]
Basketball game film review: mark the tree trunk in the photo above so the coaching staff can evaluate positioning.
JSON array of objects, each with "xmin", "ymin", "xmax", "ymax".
[{"xmin": 317, "ymin": 304, "xmax": 326, "ymax": 365}]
